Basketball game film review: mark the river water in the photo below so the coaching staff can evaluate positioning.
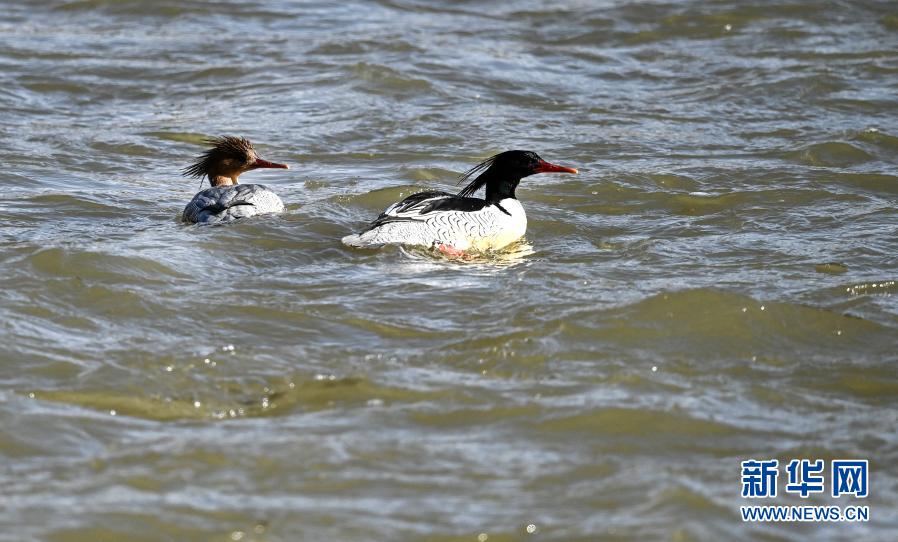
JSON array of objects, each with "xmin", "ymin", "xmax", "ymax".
[{"xmin": 1, "ymin": 1, "xmax": 896, "ymax": 540}]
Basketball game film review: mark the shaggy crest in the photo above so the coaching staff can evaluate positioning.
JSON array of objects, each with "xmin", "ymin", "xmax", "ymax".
[
  {"xmin": 182, "ymin": 136, "xmax": 256, "ymax": 180},
  {"xmin": 455, "ymin": 153, "xmax": 500, "ymax": 198},
  {"xmin": 456, "ymin": 150, "xmax": 541, "ymax": 198}
]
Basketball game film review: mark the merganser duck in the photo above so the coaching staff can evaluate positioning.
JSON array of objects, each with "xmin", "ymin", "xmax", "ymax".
[
  {"xmin": 342, "ymin": 150, "xmax": 577, "ymax": 253},
  {"xmin": 181, "ymin": 136, "xmax": 288, "ymax": 224}
]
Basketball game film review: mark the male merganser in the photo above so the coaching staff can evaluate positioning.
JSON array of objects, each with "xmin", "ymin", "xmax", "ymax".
[
  {"xmin": 342, "ymin": 150, "xmax": 577, "ymax": 253},
  {"xmin": 181, "ymin": 136, "xmax": 288, "ymax": 224}
]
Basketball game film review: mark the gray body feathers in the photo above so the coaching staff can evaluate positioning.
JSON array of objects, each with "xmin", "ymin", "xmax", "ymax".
[{"xmin": 183, "ymin": 184, "xmax": 284, "ymax": 224}]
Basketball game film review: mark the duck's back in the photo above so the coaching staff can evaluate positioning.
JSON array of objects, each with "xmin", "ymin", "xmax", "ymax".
[{"xmin": 183, "ymin": 184, "xmax": 284, "ymax": 224}]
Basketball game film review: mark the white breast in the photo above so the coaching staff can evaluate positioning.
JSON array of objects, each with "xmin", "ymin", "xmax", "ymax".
[{"xmin": 466, "ymin": 198, "xmax": 526, "ymax": 251}]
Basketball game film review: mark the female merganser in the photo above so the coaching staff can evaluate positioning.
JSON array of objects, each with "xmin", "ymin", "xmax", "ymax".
[
  {"xmin": 181, "ymin": 136, "xmax": 288, "ymax": 224},
  {"xmin": 342, "ymin": 150, "xmax": 577, "ymax": 253}
]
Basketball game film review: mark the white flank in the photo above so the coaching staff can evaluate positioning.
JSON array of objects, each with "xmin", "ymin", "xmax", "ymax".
[{"xmin": 343, "ymin": 197, "xmax": 526, "ymax": 251}]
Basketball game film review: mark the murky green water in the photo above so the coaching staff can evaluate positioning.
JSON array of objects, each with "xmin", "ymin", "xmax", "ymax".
[{"xmin": 1, "ymin": 1, "xmax": 896, "ymax": 540}]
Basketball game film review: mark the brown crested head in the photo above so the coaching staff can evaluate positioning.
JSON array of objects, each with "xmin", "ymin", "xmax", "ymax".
[{"xmin": 182, "ymin": 136, "xmax": 288, "ymax": 187}]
